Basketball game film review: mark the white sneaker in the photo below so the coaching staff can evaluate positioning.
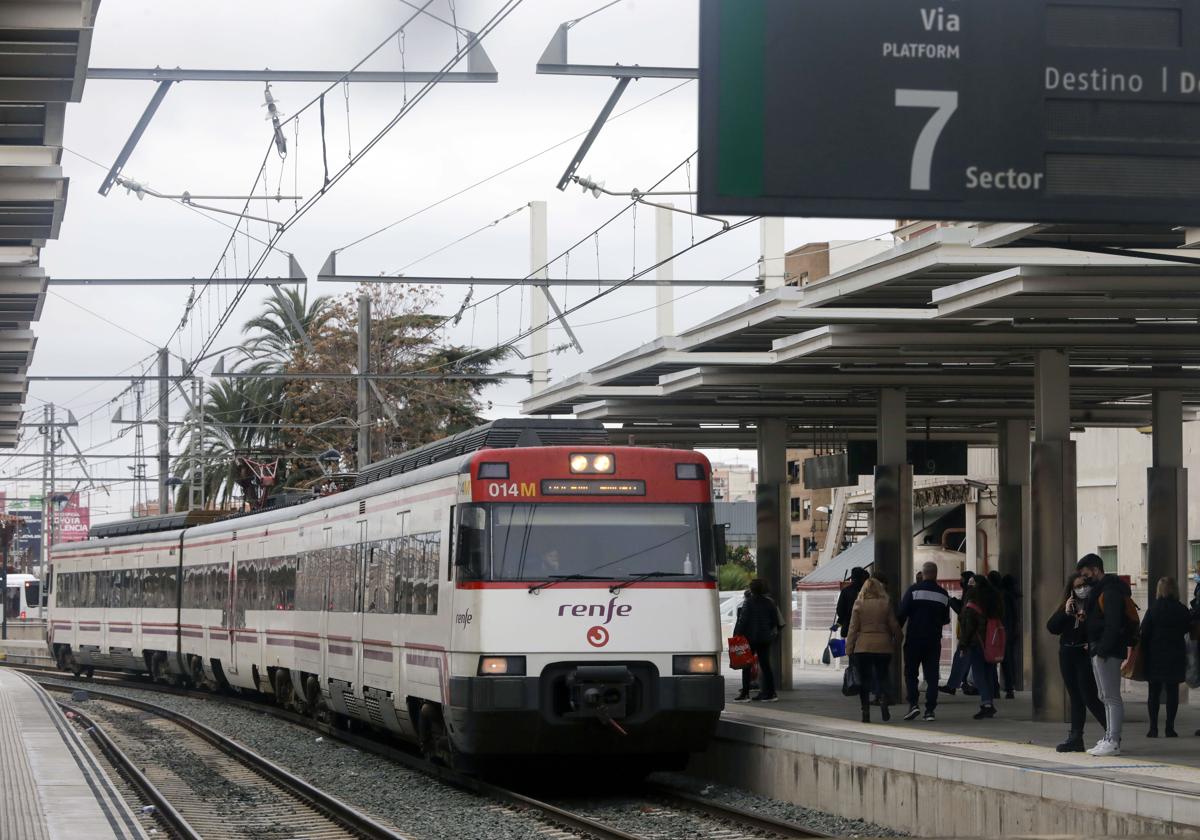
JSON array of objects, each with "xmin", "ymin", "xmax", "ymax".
[{"xmin": 1087, "ymin": 739, "xmax": 1121, "ymax": 757}]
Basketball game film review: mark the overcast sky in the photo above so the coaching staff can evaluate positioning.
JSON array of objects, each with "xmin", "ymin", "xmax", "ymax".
[{"xmin": 13, "ymin": 0, "xmax": 886, "ymax": 522}]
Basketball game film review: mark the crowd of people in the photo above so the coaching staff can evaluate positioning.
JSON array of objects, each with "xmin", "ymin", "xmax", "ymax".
[{"xmin": 734, "ymin": 552, "xmax": 1200, "ymax": 758}]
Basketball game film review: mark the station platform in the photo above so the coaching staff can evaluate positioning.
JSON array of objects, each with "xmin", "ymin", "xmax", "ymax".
[
  {"xmin": 0, "ymin": 668, "xmax": 148, "ymax": 840},
  {"xmin": 693, "ymin": 669, "xmax": 1200, "ymax": 837},
  {"xmin": 0, "ymin": 638, "xmax": 54, "ymax": 666}
]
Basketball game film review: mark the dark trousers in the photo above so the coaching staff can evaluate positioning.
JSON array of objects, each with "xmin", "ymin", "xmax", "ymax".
[
  {"xmin": 741, "ymin": 642, "xmax": 775, "ymax": 697},
  {"xmin": 1059, "ymin": 645, "xmax": 1105, "ymax": 737},
  {"xmin": 854, "ymin": 652, "xmax": 892, "ymax": 707},
  {"xmin": 1148, "ymin": 679, "xmax": 1180, "ymax": 732},
  {"xmin": 904, "ymin": 637, "xmax": 941, "ymax": 712}
]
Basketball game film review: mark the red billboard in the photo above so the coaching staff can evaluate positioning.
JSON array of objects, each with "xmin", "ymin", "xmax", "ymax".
[{"xmin": 54, "ymin": 493, "xmax": 90, "ymax": 543}]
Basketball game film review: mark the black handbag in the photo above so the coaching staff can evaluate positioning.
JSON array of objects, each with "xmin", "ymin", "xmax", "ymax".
[
  {"xmin": 841, "ymin": 660, "xmax": 862, "ymax": 697},
  {"xmin": 821, "ymin": 627, "xmax": 834, "ymax": 665}
]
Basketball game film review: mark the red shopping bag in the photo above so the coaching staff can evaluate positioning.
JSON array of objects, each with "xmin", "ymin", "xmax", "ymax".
[{"xmin": 728, "ymin": 634, "xmax": 755, "ymax": 669}]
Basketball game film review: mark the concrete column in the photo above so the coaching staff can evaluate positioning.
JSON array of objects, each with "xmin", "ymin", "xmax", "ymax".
[
  {"xmin": 357, "ymin": 295, "xmax": 371, "ymax": 470},
  {"xmin": 529, "ymin": 200, "xmax": 549, "ymax": 394},
  {"xmin": 1031, "ymin": 350, "xmax": 1075, "ymax": 722},
  {"xmin": 655, "ymin": 204, "xmax": 674, "ymax": 337},
  {"xmin": 157, "ymin": 348, "xmax": 170, "ymax": 513},
  {"xmin": 874, "ymin": 389, "xmax": 913, "ymax": 601},
  {"xmin": 997, "ymin": 419, "xmax": 1031, "ymax": 691},
  {"xmin": 756, "ymin": 418, "xmax": 792, "ymax": 689},
  {"xmin": 1147, "ymin": 390, "xmax": 1187, "ymax": 599},
  {"xmin": 758, "ymin": 217, "xmax": 786, "ymax": 292},
  {"xmin": 875, "ymin": 389, "xmax": 911, "ymax": 700}
]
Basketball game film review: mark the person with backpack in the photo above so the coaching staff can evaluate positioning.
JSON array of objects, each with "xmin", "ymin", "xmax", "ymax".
[
  {"xmin": 1047, "ymin": 572, "xmax": 1106, "ymax": 752},
  {"xmin": 732, "ymin": 578, "xmax": 784, "ymax": 702},
  {"xmin": 959, "ymin": 580, "xmax": 1000, "ymax": 719},
  {"xmin": 1141, "ymin": 576, "xmax": 1190, "ymax": 738},
  {"xmin": 846, "ymin": 577, "xmax": 901, "ymax": 722},
  {"xmin": 897, "ymin": 561, "xmax": 950, "ymax": 721},
  {"xmin": 1077, "ymin": 553, "xmax": 1134, "ymax": 756}
]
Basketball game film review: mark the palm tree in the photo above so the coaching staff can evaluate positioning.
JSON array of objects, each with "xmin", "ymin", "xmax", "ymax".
[
  {"xmin": 240, "ymin": 288, "xmax": 333, "ymax": 369},
  {"xmin": 172, "ymin": 371, "xmax": 287, "ymax": 508}
]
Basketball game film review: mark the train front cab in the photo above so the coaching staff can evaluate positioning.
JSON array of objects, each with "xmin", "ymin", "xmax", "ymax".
[{"xmin": 442, "ymin": 447, "xmax": 725, "ymax": 770}]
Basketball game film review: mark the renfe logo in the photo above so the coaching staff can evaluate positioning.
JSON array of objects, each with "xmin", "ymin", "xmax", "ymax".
[
  {"xmin": 558, "ymin": 596, "xmax": 632, "ymax": 625},
  {"xmin": 455, "ymin": 609, "xmax": 473, "ymax": 627}
]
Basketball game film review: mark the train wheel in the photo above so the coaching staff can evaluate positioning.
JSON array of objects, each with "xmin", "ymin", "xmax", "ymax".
[
  {"xmin": 67, "ymin": 652, "xmax": 82, "ymax": 678},
  {"xmin": 151, "ymin": 653, "xmax": 169, "ymax": 684},
  {"xmin": 417, "ymin": 703, "xmax": 456, "ymax": 768},
  {"xmin": 84, "ymin": 666, "xmax": 94, "ymax": 680}
]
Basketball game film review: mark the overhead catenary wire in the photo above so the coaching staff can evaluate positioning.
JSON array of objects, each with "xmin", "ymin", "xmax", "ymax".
[
  {"xmin": 186, "ymin": 0, "xmax": 524, "ymax": 374},
  {"xmin": 389, "ymin": 204, "xmax": 527, "ymax": 276},
  {"xmin": 333, "ymin": 79, "xmax": 694, "ymax": 254}
]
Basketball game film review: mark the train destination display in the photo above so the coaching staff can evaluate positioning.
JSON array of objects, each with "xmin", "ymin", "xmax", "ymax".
[{"xmin": 699, "ymin": 0, "xmax": 1200, "ymax": 225}]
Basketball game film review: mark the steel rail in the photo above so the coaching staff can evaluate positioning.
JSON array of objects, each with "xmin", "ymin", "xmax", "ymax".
[
  {"xmin": 24, "ymin": 668, "xmax": 827, "ymax": 839},
  {"xmin": 644, "ymin": 783, "xmax": 834, "ymax": 839},
  {"xmin": 43, "ymin": 683, "xmax": 405, "ymax": 840},
  {"xmin": 62, "ymin": 701, "xmax": 203, "ymax": 840}
]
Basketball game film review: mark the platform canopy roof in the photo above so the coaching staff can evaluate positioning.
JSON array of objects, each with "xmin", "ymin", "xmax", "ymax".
[
  {"xmin": 522, "ymin": 221, "xmax": 1200, "ymax": 445},
  {"xmin": 0, "ymin": 1, "xmax": 99, "ymax": 446}
]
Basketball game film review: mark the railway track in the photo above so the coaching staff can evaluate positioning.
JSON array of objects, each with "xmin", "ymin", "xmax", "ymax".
[
  {"xmin": 56, "ymin": 689, "xmax": 405, "ymax": 840},
  {"xmin": 20, "ymin": 665, "xmax": 830, "ymax": 839}
]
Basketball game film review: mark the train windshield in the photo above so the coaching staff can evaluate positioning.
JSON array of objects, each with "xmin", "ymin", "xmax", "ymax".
[{"xmin": 458, "ymin": 503, "xmax": 714, "ymax": 582}]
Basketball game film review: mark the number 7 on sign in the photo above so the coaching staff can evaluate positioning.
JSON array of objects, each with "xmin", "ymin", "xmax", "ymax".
[{"xmin": 895, "ymin": 89, "xmax": 958, "ymax": 191}]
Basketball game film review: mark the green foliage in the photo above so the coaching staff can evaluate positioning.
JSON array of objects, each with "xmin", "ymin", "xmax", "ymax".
[
  {"xmin": 725, "ymin": 543, "xmax": 756, "ymax": 573},
  {"xmin": 719, "ymin": 564, "xmax": 751, "ymax": 592},
  {"xmin": 171, "ymin": 284, "xmax": 510, "ymax": 509}
]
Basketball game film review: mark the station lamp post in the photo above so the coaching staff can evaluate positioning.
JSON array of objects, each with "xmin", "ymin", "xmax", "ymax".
[{"xmin": 0, "ymin": 514, "xmax": 21, "ymax": 640}]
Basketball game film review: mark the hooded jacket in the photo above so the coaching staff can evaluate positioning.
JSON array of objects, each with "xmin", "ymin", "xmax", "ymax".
[{"xmin": 1082, "ymin": 573, "xmax": 1131, "ymax": 660}]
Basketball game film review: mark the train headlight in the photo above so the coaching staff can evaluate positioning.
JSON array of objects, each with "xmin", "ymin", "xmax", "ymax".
[
  {"xmin": 569, "ymin": 453, "xmax": 615, "ymax": 474},
  {"xmin": 477, "ymin": 655, "xmax": 526, "ymax": 676},
  {"xmin": 673, "ymin": 655, "xmax": 717, "ymax": 675}
]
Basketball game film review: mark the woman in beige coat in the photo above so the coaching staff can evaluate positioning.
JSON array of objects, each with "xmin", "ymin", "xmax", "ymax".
[{"xmin": 846, "ymin": 577, "xmax": 902, "ymax": 722}]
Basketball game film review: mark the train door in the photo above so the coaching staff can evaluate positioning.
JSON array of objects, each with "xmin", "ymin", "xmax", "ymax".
[
  {"xmin": 352, "ymin": 519, "xmax": 369, "ymax": 692},
  {"xmin": 224, "ymin": 543, "xmax": 239, "ymax": 675}
]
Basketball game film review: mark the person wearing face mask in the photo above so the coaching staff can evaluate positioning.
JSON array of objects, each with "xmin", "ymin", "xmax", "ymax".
[
  {"xmin": 1046, "ymin": 573, "xmax": 1106, "ymax": 752},
  {"xmin": 1077, "ymin": 553, "xmax": 1133, "ymax": 756}
]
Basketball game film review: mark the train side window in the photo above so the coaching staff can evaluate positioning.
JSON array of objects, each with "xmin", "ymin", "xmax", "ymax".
[{"xmin": 446, "ymin": 505, "xmax": 455, "ymax": 582}]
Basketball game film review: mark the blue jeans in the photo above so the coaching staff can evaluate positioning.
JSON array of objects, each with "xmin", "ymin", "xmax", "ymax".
[
  {"xmin": 944, "ymin": 647, "xmax": 973, "ymax": 690},
  {"xmin": 967, "ymin": 645, "xmax": 995, "ymax": 706}
]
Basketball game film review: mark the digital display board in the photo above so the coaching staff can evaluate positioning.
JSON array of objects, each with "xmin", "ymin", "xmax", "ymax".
[
  {"xmin": 699, "ymin": 0, "xmax": 1200, "ymax": 225},
  {"xmin": 540, "ymin": 479, "xmax": 647, "ymax": 496}
]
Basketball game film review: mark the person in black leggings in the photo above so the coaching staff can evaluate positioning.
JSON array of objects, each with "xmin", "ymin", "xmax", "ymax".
[
  {"xmin": 1141, "ymin": 576, "xmax": 1190, "ymax": 738},
  {"xmin": 1046, "ymin": 574, "xmax": 1105, "ymax": 752}
]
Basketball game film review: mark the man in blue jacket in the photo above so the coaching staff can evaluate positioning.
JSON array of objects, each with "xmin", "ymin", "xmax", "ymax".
[{"xmin": 898, "ymin": 561, "xmax": 951, "ymax": 721}]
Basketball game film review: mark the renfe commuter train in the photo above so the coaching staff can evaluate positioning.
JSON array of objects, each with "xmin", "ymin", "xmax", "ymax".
[{"xmin": 47, "ymin": 419, "xmax": 725, "ymax": 771}]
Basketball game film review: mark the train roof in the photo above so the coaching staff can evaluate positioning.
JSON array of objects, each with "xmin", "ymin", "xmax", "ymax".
[
  {"xmin": 74, "ymin": 419, "xmax": 612, "ymax": 544},
  {"xmin": 354, "ymin": 418, "xmax": 607, "ymax": 487}
]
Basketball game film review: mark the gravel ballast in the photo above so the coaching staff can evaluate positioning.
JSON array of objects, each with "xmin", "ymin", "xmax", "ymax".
[{"xmin": 38, "ymin": 675, "xmax": 903, "ymax": 839}]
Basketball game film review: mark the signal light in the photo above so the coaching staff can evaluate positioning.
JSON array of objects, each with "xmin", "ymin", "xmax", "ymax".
[
  {"xmin": 569, "ymin": 453, "xmax": 615, "ymax": 474},
  {"xmin": 673, "ymin": 655, "xmax": 717, "ymax": 675},
  {"xmin": 478, "ymin": 655, "xmax": 526, "ymax": 676}
]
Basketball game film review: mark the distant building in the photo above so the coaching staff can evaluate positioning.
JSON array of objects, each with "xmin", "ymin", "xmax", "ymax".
[
  {"xmin": 786, "ymin": 449, "xmax": 833, "ymax": 576},
  {"xmin": 714, "ymin": 501, "xmax": 756, "ymax": 551},
  {"xmin": 710, "ymin": 462, "xmax": 757, "ymax": 502}
]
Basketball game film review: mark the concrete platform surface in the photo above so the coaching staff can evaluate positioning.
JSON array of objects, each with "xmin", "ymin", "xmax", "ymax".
[
  {"xmin": 699, "ymin": 669, "xmax": 1200, "ymax": 835},
  {"xmin": 0, "ymin": 668, "xmax": 147, "ymax": 840}
]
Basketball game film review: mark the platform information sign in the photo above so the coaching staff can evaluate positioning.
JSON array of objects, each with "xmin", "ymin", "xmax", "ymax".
[{"xmin": 699, "ymin": 0, "xmax": 1200, "ymax": 225}]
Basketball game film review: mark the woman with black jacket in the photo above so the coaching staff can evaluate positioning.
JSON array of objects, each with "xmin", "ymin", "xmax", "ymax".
[
  {"xmin": 1047, "ymin": 573, "xmax": 1106, "ymax": 752},
  {"xmin": 1142, "ymin": 577, "xmax": 1191, "ymax": 738}
]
